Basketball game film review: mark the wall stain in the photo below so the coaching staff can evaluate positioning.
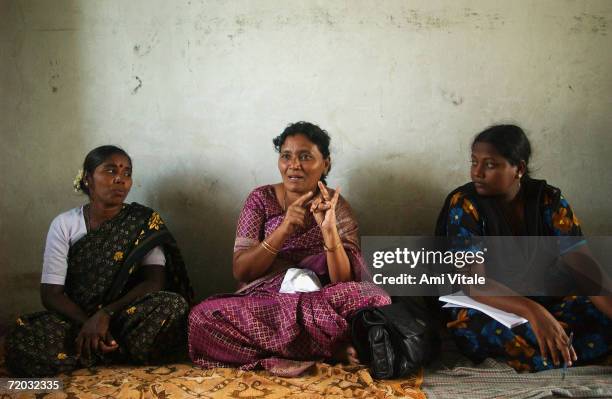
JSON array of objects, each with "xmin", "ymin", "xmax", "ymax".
[
  {"xmin": 313, "ymin": 7, "xmax": 336, "ymax": 27},
  {"xmin": 49, "ymin": 73, "xmax": 60, "ymax": 93},
  {"xmin": 388, "ymin": 14, "xmax": 400, "ymax": 29},
  {"xmin": 441, "ymin": 89, "xmax": 463, "ymax": 106},
  {"xmin": 405, "ymin": 9, "xmax": 446, "ymax": 30},
  {"xmin": 384, "ymin": 152, "xmax": 407, "ymax": 161},
  {"xmin": 191, "ymin": 7, "xmax": 506, "ymax": 36},
  {"xmin": 208, "ymin": 179, "xmax": 220, "ymax": 193},
  {"xmin": 195, "ymin": 7, "xmax": 338, "ymax": 38},
  {"xmin": 399, "ymin": 8, "xmax": 503, "ymax": 31},
  {"xmin": 194, "ymin": 14, "xmax": 221, "ymax": 35},
  {"xmin": 133, "ymin": 30, "xmax": 159, "ymax": 56},
  {"xmin": 194, "ymin": 13, "xmax": 270, "ymax": 39},
  {"xmin": 232, "ymin": 15, "xmax": 263, "ymax": 38},
  {"xmin": 570, "ymin": 13, "xmax": 607, "ymax": 36},
  {"xmin": 49, "ymin": 60, "xmax": 60, "ymax": 93},
  {"xmin": 132, "ymin": 76, "xmax": 143, "ymax": 94}
]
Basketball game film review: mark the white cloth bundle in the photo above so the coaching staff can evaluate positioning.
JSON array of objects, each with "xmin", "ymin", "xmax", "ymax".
[{"xmin": 279, "ymin": 268, "xmax": 323, "ymax": 294}]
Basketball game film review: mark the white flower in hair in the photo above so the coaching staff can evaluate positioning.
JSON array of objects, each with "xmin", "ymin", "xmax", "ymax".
[{"xmin": 73, "ymin": 169, "xmax": 84, "ymax": 192}]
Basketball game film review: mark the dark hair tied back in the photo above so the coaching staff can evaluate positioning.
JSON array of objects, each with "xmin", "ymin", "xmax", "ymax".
[
  {"xmin": 78, "ymin": 145, "xmax": 132, "ymax": 196},
  {"xmin": 472, "ymin": 124, "xmax": 532, "ymax": 177},
  {"xmin": 273, "ymin": 121, "xmax": 332, "ymax": 184}
]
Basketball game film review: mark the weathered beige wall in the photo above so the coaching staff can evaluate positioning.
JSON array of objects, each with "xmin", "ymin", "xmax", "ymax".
[{"xmin": 1, "ymin": 0, "xmax": 611, "ymax": 325}]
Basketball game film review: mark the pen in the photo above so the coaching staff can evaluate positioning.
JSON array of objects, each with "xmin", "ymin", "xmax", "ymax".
[{"xmin": 562, "ymin": 332, "xmax": 574, "ymax": 380}]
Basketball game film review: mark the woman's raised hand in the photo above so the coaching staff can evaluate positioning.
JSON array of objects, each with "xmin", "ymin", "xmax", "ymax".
[
  {"xmin": 310, "ymin": 181, "xmax": 340, "ymax": 231},
  {"xmin": 280, "ymin": 191, "xmax": 314, "ymax": 235}
]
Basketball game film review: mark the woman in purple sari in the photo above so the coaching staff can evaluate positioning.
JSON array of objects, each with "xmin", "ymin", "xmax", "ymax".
[{"xmin": 188, "ymin": 122, "xmax": 390, "ymax": 376}]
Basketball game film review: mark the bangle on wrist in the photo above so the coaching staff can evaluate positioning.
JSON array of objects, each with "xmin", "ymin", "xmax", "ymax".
[
  {"xmin": 261, "ymin": 239, "xmax": 279, "ymax": 255},
  {"xmin": 324, "ymin": 241, "xmax": 342, "ymax": 252}
]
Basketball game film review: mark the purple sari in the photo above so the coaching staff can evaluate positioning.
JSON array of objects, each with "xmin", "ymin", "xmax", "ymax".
[{"xmin": 188, "ymin": 185, "xmax": 390, "ymax": 376}]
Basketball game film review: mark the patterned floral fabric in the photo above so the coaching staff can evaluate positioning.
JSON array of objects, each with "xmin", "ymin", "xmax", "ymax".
[
  {"xmin": 446, "ymin": 295, "xmax": 612, "ymax": 372},
  {"xmin": 0, "ymin": 338, "xmax": 425, "ymax": 399},
  {"xmin": 443, "ymin": 182, "xmax": 582, "ymax": 238},
  {"xmin": 438, "ymin": 179, "xmax": 611, "ymax": 372},
  {"xmin": 189, "ymin": 185, "xmax": 391, "ymax": 376},
  {"xmin": 5, "ymin": 203, "xmax": 193, "ymax": 377}
]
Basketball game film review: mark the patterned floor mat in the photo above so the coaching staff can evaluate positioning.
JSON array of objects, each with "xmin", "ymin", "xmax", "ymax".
[{"xmin": 0, "ymin": 340, "xmax": 424, "ymax": 398}]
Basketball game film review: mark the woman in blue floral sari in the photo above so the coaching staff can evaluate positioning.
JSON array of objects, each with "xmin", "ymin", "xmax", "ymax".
[{"xmin": 436, "ymin": 125, "xmax": 612, "ymax": 372}]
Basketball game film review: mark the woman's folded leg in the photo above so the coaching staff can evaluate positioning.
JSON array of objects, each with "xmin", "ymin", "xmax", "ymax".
[
  {"xmin": 5, "ymin": 311, "xmax": 80, "ymax": 377},
  {"xmin": 113, "ymin": 291, "xmax": 190, "ymax": 364},
  {"xmin": 188, "ymin": 281, "xmax": 391, "ymax": 370}
]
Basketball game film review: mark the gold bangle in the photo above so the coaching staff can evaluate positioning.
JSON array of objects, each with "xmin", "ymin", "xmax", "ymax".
[
  {"xmin": 261, "ymin": 240, "xmax": 279, "ymax": 255},
  {"xmin": 324, "ymin": 241, "xmax": 343, "ymax": 252}
]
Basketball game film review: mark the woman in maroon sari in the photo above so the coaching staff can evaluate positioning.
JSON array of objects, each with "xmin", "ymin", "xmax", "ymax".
[{"xmin": 188, "ymin": 122, "xmax": 390, "ymax": 376}]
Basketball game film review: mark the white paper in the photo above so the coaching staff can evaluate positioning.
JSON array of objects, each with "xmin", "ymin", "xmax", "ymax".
[
  {"xmin": 279, "ymin": 268, "xmax": 323, "ymax": 294},
  {"xmin": 440, "ymin": 291, "xmax": 528, "ymax": 329}
]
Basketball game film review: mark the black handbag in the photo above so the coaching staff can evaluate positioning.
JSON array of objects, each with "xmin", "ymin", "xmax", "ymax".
[{"xmin": 351, "ymin": 299, "xmax": 440, "ymax": 379}]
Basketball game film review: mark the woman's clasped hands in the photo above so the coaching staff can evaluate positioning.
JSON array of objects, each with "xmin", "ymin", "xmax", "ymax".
[
  {"xmin": 75, "ymin": 310, "xmax": 119, "ymax": 363},
  {"xmin": 280, "ymin": 181, "xmax": 340, "ymax": 235}
]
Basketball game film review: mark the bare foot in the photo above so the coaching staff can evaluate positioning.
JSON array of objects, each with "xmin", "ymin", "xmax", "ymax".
[{"xmin": 332, "ymin": 342, "xmax": 360, "ymax": 365}]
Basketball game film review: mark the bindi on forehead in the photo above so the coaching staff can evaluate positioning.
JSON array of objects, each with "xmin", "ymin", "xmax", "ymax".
[{"xmin": 100, "ymin": 162, "xmax": 131, "ymax": 169}]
